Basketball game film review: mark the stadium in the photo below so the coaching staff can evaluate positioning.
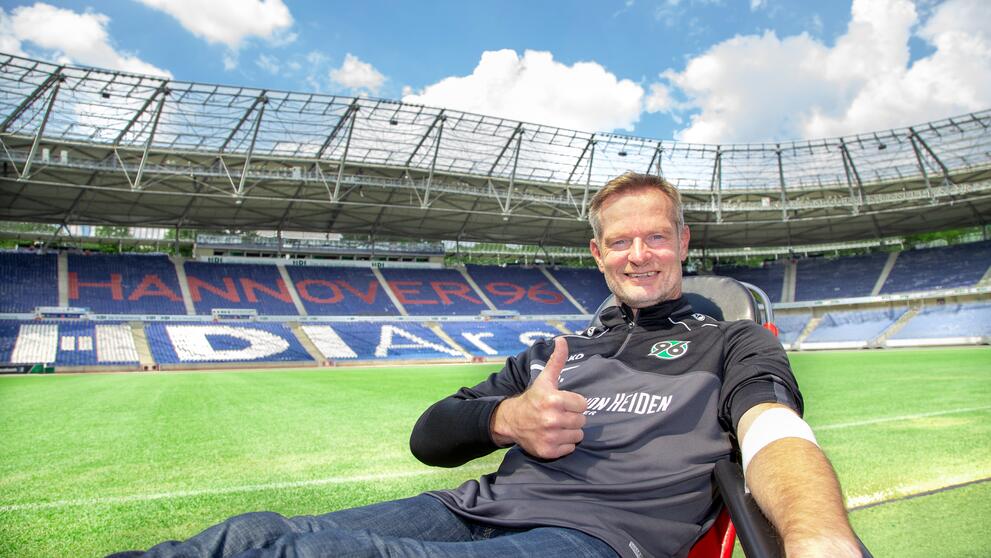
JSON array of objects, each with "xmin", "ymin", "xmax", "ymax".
[{"xmin": 0, "ymin": 45, "xmax": 989, "ymax": 558}]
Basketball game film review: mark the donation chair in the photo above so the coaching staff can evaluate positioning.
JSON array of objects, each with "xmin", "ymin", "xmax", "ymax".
[{"xmin": 588, "ymin": 275, "xmax": 871, "ymax": 558}]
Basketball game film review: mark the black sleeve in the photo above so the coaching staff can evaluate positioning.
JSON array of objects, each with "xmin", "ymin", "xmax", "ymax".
[
  {"xmin": 718, "ymin": 320, "xmax": 804, "ymax": 434},
  {"xmin": 409, "ymin": 343, "xmax": 543, "ymax": 467}
]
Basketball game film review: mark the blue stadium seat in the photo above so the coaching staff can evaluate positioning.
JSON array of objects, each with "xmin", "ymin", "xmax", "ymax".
[
  {"xmin": 773, "ymin": 314, "xmax": 811, "ymax": 346},
  {"xmin": 803, "ymin": 309, "xmax": 906, "ymax": 344},
  {"xmin": 145, "ymin": 322, "xmax": 311, "ymax": 364},
  {"xmin": 286, "ymin": 266, "xmax": 398, "ymax": 316},
  {"xmin": 794, "ymin": 253, "xmax": 888, "ymax": 301},
  {"xmin": 712, "ymin": 262, "xmax": 785, "ymax": 303},
  {"xmin": 0, "ymin": 252, "xmax": 58, "ymax": 312},
  {"xmin": 184, "ymin": 262, "xmax": 299, "ymax": 316},
  {"xmin": 0, "ymin": 320, "xmax": 139, "ymax": 365},
  {"xmin": 881, "ymin": 240, "xmax": 991, "ymax": 294},
  {"xmin": 890, "ymin": 302, "xmax": 991, "ymax": 340},
  {"xmin": 465, "ymin": 265, "xmax": 583, "ymax": 315},
  {"xmin": 68, "ymin": 253, "xmax": 186, "ymax": 315},
  {"xmin": 439, "ymin": 320, "xmax": 561, "ymax": 357},
  {"xmin": 547, "ymin": 267, "xmax": 610, "ymax": 314},
  {"xmin": 308, "ymin": 322, "xmax": 464, "ymax": 361},
  {"xmin": 379, "ymin": 268, "xmax": 489, "ymax": 315}
]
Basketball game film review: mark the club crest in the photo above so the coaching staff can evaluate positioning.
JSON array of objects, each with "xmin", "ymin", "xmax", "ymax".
[{"xmin": 648, "ymin": 340, "xmax": 690, "ymax": 360}]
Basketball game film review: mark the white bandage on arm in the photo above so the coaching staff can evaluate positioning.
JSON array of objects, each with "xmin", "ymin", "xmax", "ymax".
[{"xmin": 740, "ymin": 406, "xmax": 819, "ymax": 478}]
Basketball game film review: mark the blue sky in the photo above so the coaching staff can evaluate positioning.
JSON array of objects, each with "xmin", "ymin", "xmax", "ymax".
[{"xmin": 1, "ymin": 0, "xmax": 988, "ymax": 142}]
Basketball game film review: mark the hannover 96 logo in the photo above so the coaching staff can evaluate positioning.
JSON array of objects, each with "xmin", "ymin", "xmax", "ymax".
[{"xmin": 648, "ymin": 340, "xmax": 690, "ymax": 360}]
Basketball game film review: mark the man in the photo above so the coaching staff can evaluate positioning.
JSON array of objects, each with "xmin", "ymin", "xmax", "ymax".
[{"xmin": 122, "ymin": 172, "xmax": 859, "ymax": 558}]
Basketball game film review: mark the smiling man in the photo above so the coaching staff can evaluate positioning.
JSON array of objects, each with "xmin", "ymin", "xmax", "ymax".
[{"xmin": 119, "ymin": 172, "xmax": 860, "ymax": 558}]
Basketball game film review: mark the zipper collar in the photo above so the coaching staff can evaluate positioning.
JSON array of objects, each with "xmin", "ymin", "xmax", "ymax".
[{"xmin": 599, "ymin": 297, "xmax": 692, "ymax": 329}]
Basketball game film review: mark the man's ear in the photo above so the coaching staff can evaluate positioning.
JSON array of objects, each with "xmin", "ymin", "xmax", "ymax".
[
  {"xmin": 589, "ymin": 238, "xmax": 606, "ymax": 273},
  {"xmin": 679, "ymin": 226, "xmax": 691, "ymax": 262}
]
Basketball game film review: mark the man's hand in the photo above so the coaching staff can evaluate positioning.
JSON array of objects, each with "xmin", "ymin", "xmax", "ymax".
[{"xmin": 490, "ymin": 337, "xmax": 588, "ymax": 459}]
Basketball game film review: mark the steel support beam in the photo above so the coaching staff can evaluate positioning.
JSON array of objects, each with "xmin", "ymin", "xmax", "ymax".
[
  {"xmin": 909, "ymin": 126, "xmax": 955, "ymax": 187},
  {"xmin": 488, "ymin": 123, "xmax": 524, "ymax": 177},
  {"xmin": 133, "ymin": 90, "xmax": 169, "ymax": 191},
  {"xmin": 838, "ymin": 140, "xmax": 863, "ymax": 215},
  {"xmin": 113, "ymin": 82, "xmax": 170, "ymax": 146},
  {"xmin": 502, "ymin": 130, "xmax": 523, "ymax": 216},
  {"xmin": 315, "ymin": 100, "xmax": 359, "ymax": 162},
  {"xmin": 566, "ymin": 136, "xmax": 595, "ymax": 185},
  {"xmin": 710, "ymin": 147, "xmax": 722, "ymax": 223},
  {"xmin": 220, "ymin": 91, "xmax": 268, "ymax": 154},
  {"xmin": 236, "ymin": 95, "xmax": 268, "ymax": 197},
  {"xmin": 579, "ymin": 140, "xmax": 596, "ymax": 220},
  {"xmin": 332, "ymin": 106, "xmax": 357, "ymax": 202},
  {"xmin": 422, "ymin": 115, "xmax": 445, "ymax": 208},
  {"xmin": 406, "ymin": 110, "xmax": 446, "ymax": 168},
  {"xmin": 646, "ymin": 144, "xmax": 664, "ymax": 176},
  {"xmin": 776, "ymin": 146, "xmax": 789, "ymax": 221},
  {"xmin": 908, "ymin": 131, "xmax": 936, "ymax": 199},
  {"xmin": 0, "ymin": 67, "xmax": 63, "ymax": 133},
  {"xmin": 21, "ymin": 75, "xmax": 63, "ymax": 178}
]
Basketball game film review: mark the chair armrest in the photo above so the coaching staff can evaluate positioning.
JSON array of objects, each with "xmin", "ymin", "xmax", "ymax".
[{"xmin": 713, "ymin": 459, "xmax": 784, "ymax": 558}]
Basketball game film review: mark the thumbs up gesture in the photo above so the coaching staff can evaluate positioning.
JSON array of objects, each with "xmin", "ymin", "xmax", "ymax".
[{"xmin": 490, "ymin": 337, "xmax": 588, "ymax": 459}]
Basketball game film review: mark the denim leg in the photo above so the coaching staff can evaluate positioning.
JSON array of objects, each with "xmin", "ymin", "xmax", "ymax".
[
  {"xmin": 140, "ymin": 495, "xmax": 471, "ymax": 558},
  {"xmin": 234, "ymin": 523, "xmax": 618, "ymax": 558},
  {"xmin": 137, "ymin": 495, "xmax": 618, "ymax": 558}
]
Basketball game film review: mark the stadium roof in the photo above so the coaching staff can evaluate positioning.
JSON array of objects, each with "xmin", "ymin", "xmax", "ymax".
[{"xmin": 1, "ymin": 52, "xmax": 989, "ymax": 251}]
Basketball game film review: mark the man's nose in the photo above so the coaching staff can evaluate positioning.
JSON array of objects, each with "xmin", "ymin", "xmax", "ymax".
[{"xmin": 628, "ymin": 238, "xmax": 650, "ymax": 264}]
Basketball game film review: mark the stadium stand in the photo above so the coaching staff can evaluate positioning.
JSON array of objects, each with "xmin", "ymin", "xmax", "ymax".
[
  {"xmin": 888, "ymin": 303, "xmax": 991, "ymax": 344},
  {"xmin": 379, "ymin": 268, "xmax": 488, "ymax": 315},
  {"xmin": 773, "ymin": 313, "xmax": 812, "ymax": 349},
  {"xmin": 286, "ymin": 266, "xmax": 398, "ymax": 316},
  {"xmin": 465, "ymin": 265, "xmax": 582, "ymax": 315},
  {"xmin": 712, "ymin": 262, "xmax": 785, "ymax": 303},
  {"xmin": 0, "ymin": 252, "xmax": 58, "ymax": 312},
  {"xmin": 0, "ymin": 321, "xmax": 139, "ymax": 366},
  {"xmin": 548, "ymin": 267, "xmax": 610, "ymax": 314},
  {"xmin": 185, "ymin": 262, "xmax": 299, "ymax": 316},
  {"xmin": 313, "ymin": 322, "xmax": 464, "ymax": 360},
  {"xmin": 67, "ymin": 253, "xmax": 186, "ymax": 315},
  {"xmin": 880, "ymin": 240, "xmax": 991, "ymax": 294},
  {"xmin": 802, "ymin": 308, "xmax": 907, "ymax": 347},
  {"xmin": 440, "ymin": 320, "xmax": 561, "ymax": 357},
  {"xmin": 794, "ymin": 253, "xmax": 889, "ymax": 301},
  {"xmin": 145, "ymin": 322, "xmax": 311, "ymax": 364}
]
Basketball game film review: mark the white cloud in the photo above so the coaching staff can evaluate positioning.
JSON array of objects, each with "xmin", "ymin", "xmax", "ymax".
[
  {"xmin": 403, "ymin": 49, "xmax": 644, "ymax": 132},
  {"xmin": 256, "ymin": 53, "xmax": 280, "ymax": 74},
  {"xmin": 329, "ymin": 53, "xmax": 385, "ymax": 95},
  {"xmin": 1, "ymin": 2, "xmax": 170, "ymax": 77},
  {"xmin": 136, "ymin": 0, "xmax": 294, "ymax": 49},
  {"xmin": 652, "ymin": 0, "xmax": 991, "ymax": 143},
  {"xmin": 750, "ymin": 0, "xmax": 766, "ymax": 11}
]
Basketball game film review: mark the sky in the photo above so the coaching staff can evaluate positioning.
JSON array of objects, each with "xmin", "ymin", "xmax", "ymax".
[{"xmin": 0, "ymin": 0, "xmax": 988, "ymax": 143}]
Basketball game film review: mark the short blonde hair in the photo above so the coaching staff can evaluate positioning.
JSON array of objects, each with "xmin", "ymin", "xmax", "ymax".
[{"xmin": 588, "ymin": 172, "xmax": 684, "ymax": 240}]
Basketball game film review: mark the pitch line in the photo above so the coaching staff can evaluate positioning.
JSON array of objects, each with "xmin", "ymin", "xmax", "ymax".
[
  {"xmin": 849, "ymin": 476, "xmax": 991, "ymax": 512},
  {"xmin": 816, "ymin": 405, "xmax": 991, "ymax": 431},
  {"xmin": 0, "ymin": 464, "xmax": 494, "ymax": 513}
]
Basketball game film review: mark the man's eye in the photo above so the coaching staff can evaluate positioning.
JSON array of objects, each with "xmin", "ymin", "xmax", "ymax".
[
  {"xmin": 610, "ymin": 239, "xmax": 630, "ymax": 250},
  {"xmin": 646, "ymin": 234, "xmax": 665, "ymax": 247}
]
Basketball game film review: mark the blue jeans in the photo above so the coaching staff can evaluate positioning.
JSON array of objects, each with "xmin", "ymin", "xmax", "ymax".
[{"xmin": 138, "ymin": 494, "xmax": 618, "ymax": 558}]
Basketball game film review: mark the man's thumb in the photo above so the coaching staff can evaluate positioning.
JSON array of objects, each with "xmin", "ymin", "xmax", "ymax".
[{"xmin": 536, "ymin": 336, "xmax": 568, "ymax": 389}]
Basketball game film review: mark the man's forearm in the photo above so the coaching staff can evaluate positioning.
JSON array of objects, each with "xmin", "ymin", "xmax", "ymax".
[
  {"xmin": 409, "ymin": 396, "xmax": 504, "ymax": 467},
  {"xmin": 746, "ymin": 437, "xmax": 860, "ymax": 557}
]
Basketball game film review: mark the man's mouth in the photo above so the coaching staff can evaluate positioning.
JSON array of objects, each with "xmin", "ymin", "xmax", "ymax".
[{"xmin": 626, "ymin": 271, "xmax": 658, "ymax": 279}]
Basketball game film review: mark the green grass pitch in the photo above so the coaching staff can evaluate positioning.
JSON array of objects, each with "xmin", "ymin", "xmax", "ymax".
[{"xmin": 0, "ymin": 347, "xmax": 989, "ymax": 557}]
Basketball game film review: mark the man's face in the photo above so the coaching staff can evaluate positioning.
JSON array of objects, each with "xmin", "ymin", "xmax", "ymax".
[{"xmin": 589, "ymin": 187, "xmax": 690, "ymax": 309}]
